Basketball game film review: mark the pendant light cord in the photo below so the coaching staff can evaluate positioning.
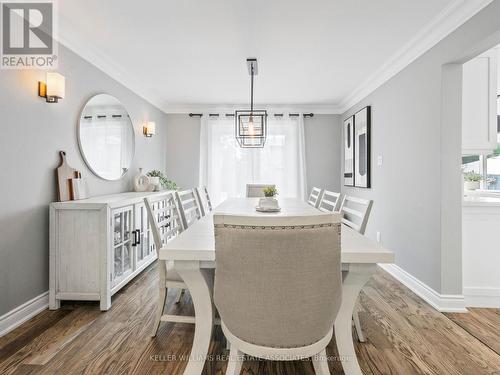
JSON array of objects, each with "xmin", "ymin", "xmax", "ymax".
[{"xmin": 250, "ymin": 63, "xmax": 254, "ymax": 113}]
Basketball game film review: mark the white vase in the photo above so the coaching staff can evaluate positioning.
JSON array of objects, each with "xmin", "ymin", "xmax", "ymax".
[
  {"xmin": 464, "ymin": 181, "xmax": 480, "ymax": 190},
  {"xmin": 259, "ymin": 197, "xmax": 278, "ymax": 208},
  {"xmin": 134, "ymin": 168, "xmax": 150, "ymax": 192}
]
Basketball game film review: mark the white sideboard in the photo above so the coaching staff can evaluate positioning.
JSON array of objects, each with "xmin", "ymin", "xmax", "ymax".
[{"xmin": 50, "ymin": 191, "xmax": 174, "ymax": 310}]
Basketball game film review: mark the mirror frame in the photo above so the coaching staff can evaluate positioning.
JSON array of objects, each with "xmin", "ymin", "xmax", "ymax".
[{"xmin": 77, "ymin": 93, "xmax": 136, "ymax": 181}]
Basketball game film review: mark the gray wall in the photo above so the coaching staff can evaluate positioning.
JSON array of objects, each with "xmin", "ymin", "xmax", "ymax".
[
  {"xmin": 164, "ymin": 114, "xmax": 201, "ymax": 189},
  {"xmin": 164, "ymin": 114, "xmax": 342, "ymax": 193},
  {"xmin": 341, "ymin": 1, "xmax": 500, "ymax": 294},
  {"xmin": 304, "ymin": 115, "xmax": 342, "ymax": 193},
  {"xmin": 0, "ymin": 45, "xmax": 168, "ymax": 315}
]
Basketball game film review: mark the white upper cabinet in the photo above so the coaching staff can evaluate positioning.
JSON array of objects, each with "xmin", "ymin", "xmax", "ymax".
[{"xmin": 462, "ymin": 50, "xmax": 498, "ymax": 155}]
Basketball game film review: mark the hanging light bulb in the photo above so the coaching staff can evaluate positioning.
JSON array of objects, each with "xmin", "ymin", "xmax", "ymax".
[{"xmin": 248, "ymin": 115, "xmax": 255, "ymax": 136}]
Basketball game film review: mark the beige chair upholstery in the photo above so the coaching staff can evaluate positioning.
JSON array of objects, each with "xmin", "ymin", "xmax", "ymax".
[
  {"xmin": 246, "ymin": 183, "xmax": 276, "ymax": 198},
  {"xmin": 214, "ymin": 214, "xmax": 342, "ymax": 350}
]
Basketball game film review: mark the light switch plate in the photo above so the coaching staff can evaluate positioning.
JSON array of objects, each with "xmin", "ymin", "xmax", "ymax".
[{"xmin": 377, "ymin": 155, "xmax": 383, "ymax": 166}]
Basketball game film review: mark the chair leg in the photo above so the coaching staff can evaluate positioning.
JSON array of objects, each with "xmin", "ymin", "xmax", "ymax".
[
  {"xmin": 152, "ymin": 260, "xmax": 168, "ymax": 338},
  {"xmin": 353, "ymin": 310, "xmax": 366, "ymax": 342},
  {"xmin": 151, "ymin": 287, "xmax": 167, "ymax": 337},
  {"xmin": 226, "ymin": 344, "xmax": 243, "ymax": 375},
  {"xmin": 312, "ymin": 348, "xmax": 330, "ymax": 375},
  {"xmin": 175, "ymin": 288, "xmax": 185, "ymax": 304}
]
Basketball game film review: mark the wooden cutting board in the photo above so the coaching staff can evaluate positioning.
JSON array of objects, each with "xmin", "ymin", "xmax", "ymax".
[{"xmin": 56, "ymin": 151, "xmax": 77, "ymax": 202}]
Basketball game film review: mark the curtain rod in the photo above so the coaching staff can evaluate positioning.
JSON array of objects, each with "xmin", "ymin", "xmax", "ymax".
[
  {"xmin": 189, "ymin": 113, "xmax": 314, "ymax": 118},
  {"xmin": 83, "ymin": 114, "xmax": 124, "ymax": 119}
]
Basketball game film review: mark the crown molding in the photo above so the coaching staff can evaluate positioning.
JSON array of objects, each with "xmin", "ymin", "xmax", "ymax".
[
  {"xmin": 55, "ymin": 15, "xmax": 166, "ymax": 113},
  {"xmin": 56, "ymin": 0, "xmax": 492, "ymax": 115},
  {"xmin": 338, "ymin": 0, "xmax": 494, "ymax": 113},
  {"xmin": 163, "ymin": 103, "xmax": 343, "ymax": 115}
]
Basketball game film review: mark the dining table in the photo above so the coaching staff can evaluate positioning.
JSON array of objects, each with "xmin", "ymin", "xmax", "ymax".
[{"xmin": 159, "ymin": 197, "xmax": 395, "ymax": 375}]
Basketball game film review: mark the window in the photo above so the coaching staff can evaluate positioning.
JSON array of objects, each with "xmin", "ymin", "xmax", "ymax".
[
  {"xmin": 199, "ymin": 115, "xmax": 307, "ymax": 206},
  {"xmin": 462, "ymin": 127, "xmax": 500, "ymax": 190}
]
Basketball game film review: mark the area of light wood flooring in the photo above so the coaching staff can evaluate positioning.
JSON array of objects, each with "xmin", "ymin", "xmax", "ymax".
[{"xmin": 1, "ymin": 263, "xmax": 499, "ymax": 375}]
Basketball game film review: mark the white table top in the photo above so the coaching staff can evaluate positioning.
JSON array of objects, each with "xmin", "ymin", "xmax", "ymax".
[{"xmin": 160, "ymin": 198, "xmax": 394, "ymax": 264}]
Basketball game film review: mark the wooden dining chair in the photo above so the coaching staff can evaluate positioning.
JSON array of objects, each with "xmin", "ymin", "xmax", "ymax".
[
  {"xmin": 214, "ymin": 213, "xmax": 342, "ymax": 375},
  {"xmin": 339, "ymin": 194, "xmax": 373, "ymax": 343},
  {"xmin": 308, "ymin": 187, "xmax": 323, "ymax": 208},
  {"xmin": 176, "ymin": 189, "xmax": 202, "ymax": 229},
  {"xmin": 339, "ymin": 195, "xmax": 373, "ymax": 235},
  {"xmin": 194, "ymin": 186, "xmax": 212, "ymax": 217},
  {"xmin": 317, "ymin": 190, "xmax": 343, "ymax": 212},
  {"xmin": 144, "ymin": 193, "xmax": 193, "ymax": 337},
  {"xmin": 246, "ymin": 183, "xmax": 276, "ymax": 198}
]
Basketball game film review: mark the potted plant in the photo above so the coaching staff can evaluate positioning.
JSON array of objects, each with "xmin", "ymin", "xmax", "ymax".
[
  {"xmin": 463, "ymin": 171, "xmax": 482, "ymax": 190},
  {"xmin": 146, "ymin": 170, "xmax": 178, "ymax": 191},
  {"xmin": 263, "ymin": 186, "xmax": 278, "ymax": 198},
  {"xmin": 260, "ymin": 186, "xmax": 279, "ymax": 208}
]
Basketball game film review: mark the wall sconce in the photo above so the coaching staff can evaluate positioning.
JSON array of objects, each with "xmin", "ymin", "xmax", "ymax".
[
  {"xmin": 38, "ymin": 72, "xmax": 65, "ymax": 103},
  {"xmin": 143, "ymin": 121, "xmax": 156, "ymax": 137}
]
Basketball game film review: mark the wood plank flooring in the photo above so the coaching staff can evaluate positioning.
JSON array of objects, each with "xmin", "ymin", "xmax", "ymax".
[{"xmin": 1, "ymin": 263, "xmax": 499, "ymax": 375}]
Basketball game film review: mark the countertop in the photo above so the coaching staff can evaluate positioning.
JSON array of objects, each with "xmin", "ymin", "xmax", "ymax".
[{"xmin": 463, "ymin": 196, "xmax": 500, "ymax": 207}]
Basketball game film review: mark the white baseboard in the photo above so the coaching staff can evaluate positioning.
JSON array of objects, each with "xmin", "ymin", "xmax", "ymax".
[
  {"xmin": 0, "ymin": 291, "xmax": 49, "ymax": 337},
  {"xmin": 379, "ymin": 264, "xmax": 467, "ymax": 313},
  {"xmin": 464, "ymin": 287, "xmax": 500, "ymax": 308}
]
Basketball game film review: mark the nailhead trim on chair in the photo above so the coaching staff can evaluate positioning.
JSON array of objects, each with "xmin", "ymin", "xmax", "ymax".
[{"xmin": 215, "ymin": 223, "xmax": 339, "ymax": 230}]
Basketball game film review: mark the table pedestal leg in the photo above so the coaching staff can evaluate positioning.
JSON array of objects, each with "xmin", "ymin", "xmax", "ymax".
[
  {"xmin": 175, "ymin": 261, "xmax": 214, "ymax": 375},
  {"xmin": 335, "ymin": 263, "xmax": 376, "ymax": 375}
]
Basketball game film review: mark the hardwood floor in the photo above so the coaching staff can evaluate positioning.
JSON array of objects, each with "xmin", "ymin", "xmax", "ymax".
[{"xmin": 1, "ymin": 264, "xmax": 499, "ymax": 375}]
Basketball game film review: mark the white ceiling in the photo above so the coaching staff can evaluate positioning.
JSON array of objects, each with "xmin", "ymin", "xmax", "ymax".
[{"xmin": 58, "ymin": 0, "xmax": 490, "ymax": 113}]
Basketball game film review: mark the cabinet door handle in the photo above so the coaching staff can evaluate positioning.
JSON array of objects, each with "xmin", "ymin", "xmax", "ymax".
[
  {"xmin": 132, "ymin": 230, "xmax": 137, "ymax": 247},
  {"xmin": 136, "ymin": 229, "xmax": 141, "ymax": 245}
]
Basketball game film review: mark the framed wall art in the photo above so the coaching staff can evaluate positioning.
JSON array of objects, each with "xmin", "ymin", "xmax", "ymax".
[
  {"xmin": 343, "ymin": 116, "xmax": 354, "ymax": 186},
  {"xmin": 354, "ymin": 106, "xmax": 371, "ymax": 188}
]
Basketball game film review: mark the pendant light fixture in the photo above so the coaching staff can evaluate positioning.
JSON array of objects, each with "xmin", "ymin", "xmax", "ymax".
[{"xmin": 235, "ymin": 58, "xmax": 267, "ymax": 148}]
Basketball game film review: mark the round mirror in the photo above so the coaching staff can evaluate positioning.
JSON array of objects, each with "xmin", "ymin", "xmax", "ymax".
[{"xmin": 78, "ymin": 94, "xmax": 135, "ymax": 180}]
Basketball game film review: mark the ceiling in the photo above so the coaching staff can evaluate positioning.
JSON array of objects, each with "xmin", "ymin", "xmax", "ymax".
[{"xmin": 58, "ymin": 0, "xmax": 490, "ymax": 113}]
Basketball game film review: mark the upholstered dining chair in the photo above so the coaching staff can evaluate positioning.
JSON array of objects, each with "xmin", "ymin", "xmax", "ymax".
[
  {"xmin": 214, "ymin": 213, "xmax": 342, "ymax": 374},
  {"xmin": 317, "ymin": 190, "xmax": 343, "ymax": 212},
  {"xmin": 339, "ymin": 194, "xmax": 373, "ymax": 343},
  {"xmin": 195, "ymin": 186, "xmax": 212, "ymax": 217},
  {"xmin": 176, "ymin": 189, "xmax": 203, "ymax": 229},
  {"xmin": 307, "ymin": 187, "xmax": 324, "ymax": 208},
  {"xmin": 144, "ymin": 193, "xmax": 192, "ymax": 337},
  {"xmin": 246, "ymin": 183, "xmax": 276, "ymax": 198}
]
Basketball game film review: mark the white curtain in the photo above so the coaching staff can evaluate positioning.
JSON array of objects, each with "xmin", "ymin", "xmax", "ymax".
[{"xmin": 199, "ymin": 113, "xmax": 307, "ymax": 206}]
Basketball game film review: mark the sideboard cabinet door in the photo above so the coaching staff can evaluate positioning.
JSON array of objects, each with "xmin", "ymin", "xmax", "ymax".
[{"xmin": 111, "ymin": 206, "xmax": 134, "ymax": 288}]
